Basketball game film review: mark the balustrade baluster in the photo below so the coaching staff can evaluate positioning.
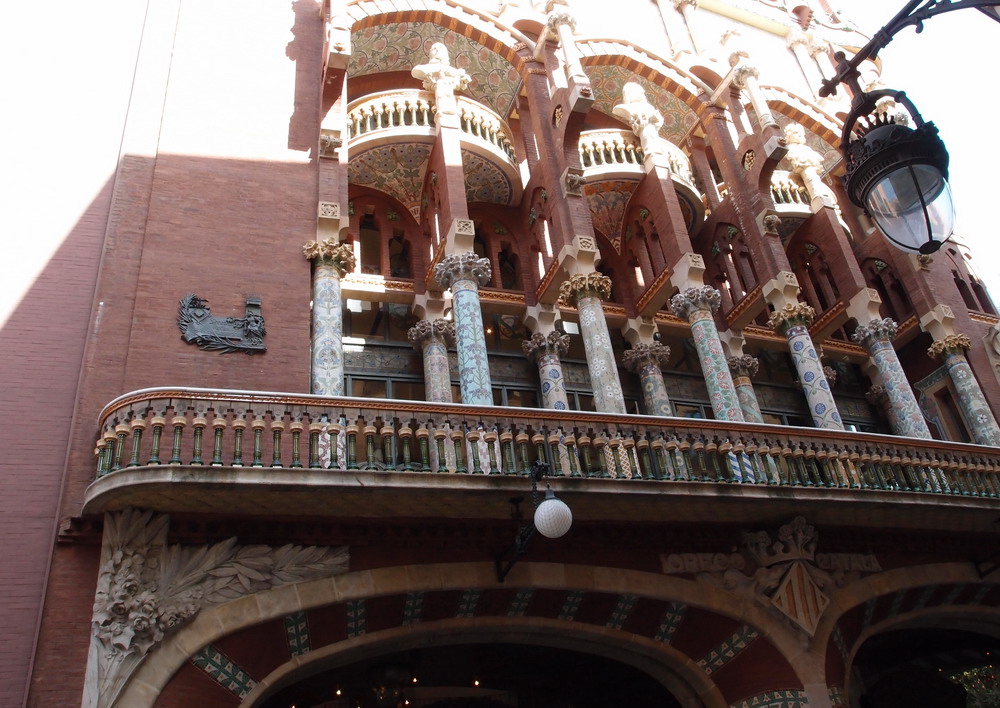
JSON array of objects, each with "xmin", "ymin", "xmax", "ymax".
[
  {"xmin": 625, "ymin": 438, "xmax": 641, "ymax": 480},
  {"xmin": 290, "ymin": 420, "xmax": 304, "ymax": 468},
  {"xmin": 382, "ymin": 423, "xmax": 396, "ymax": 471},
  {"xmin": 308, "ymin": 422, "xmax": 323, "ymax": 469},
  {"xmin": 346, "ymin": 421, "xmax": 359, "ymax": 470},
  {"xmin": 434, "ymin": 425, "xmax": 448, "ymax": 473},
  {"xmin": 452, "ymin": 428, "xmax": 467, "ymax": 474},
  {"xmin": 516, "ymin": 432, "xmax": 531, "ymax": 475},
  {"xmin": 191, "ymin": 416, "xmax": 206, "ymax": 466},
  {"xmin": 416, "ymin": 426, "xmax": 431, "ymax": 472},
  {"xmin": 128, "ymin": 418, "xmax": 145, "ymax": 467},
  {"xmin": 484, "ymin": 428, "xmax": 500, "ymax": 475},
  {"xmin": 328, "ymin": 419, "xmax": 342, "ymax": 470},
  {"xmin": 251, "ymin": 416, "xmax": 265, "ymax": 467},
  {"xmin": 609, "ymin": 437, "xmax": 625, "ymax": 479},
  {"xmin": 101, "ymin": 431, "xmax": 116, "ymax": 475},
  {"xmin": 211, "ymin": 415, "xmax": 226, "ymax": 466},
  {"xmin": 169, "ymin": 414, "xmax": 186, "ymax": 465},
  {"xmin": 468, "ymin": 427, "xmax": 483, "ymax": 475},
  {"xmin": 594, "ymin": 434, "xmax": 610, "ymax": 479},
  {"xmin": 565, "ymin": 434, "xmax": 581, "ymax": 478},
  {"xmin": 638, "ymin": 437, "xmax": 656, "ymax": 480},
  {"xmin": 547, "ymin": 431, "xmax": 562, "ymax": 476},
  {"xmin": 578, "ymin": 434, "xmax": 594, "ymax": 478},
  {"xmin": 148, "ymin": 415, "xmax": 164, "ymax": 465},
  {"xmin": 270, "ymin": 415, "xmax": 285, "ymax": 468},
  {"xmin": 398, "ymin": 424, "xmax": 414, "ymax": 471},
  {"xmin": 363, "ymin": 423, "xmax": 378, "ymax": 470}
]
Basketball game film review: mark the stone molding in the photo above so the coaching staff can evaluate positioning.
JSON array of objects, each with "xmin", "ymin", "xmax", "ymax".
[
  {"xmin": 768, "ymin": 302, "xmax": 815, "ymax": 334},
  {"xmin": 407, "ymin": 318, "xmax": 456, "ymax": 348},
  {"xmin": 522, "ymin": 331, "xmax": 570, "ymax": 360},
  {"xmin": 85, "ymin": 508, "xmax": 348, "ymax": 708},
  {"xmin": 622, "ymin": 342, "xmax": 672, "ymax": 372},
  {"xmin": 302, "ymin": 239, "xmax": 356, "ymax": 276},
  {"xmin": 669, "ymin": 285, "xmax": 722, "ymax": 320},
  {"xmin": 727, "ymin": 354, "xmax": 759, "ymax": 378},
  {"xmin": 557, "ymin": 272, "xmax": 613, "ymax": 305},
  {"xmin": 435, "ymin": 252, "xmax": 492, "ymax": 290},
  {"xmin": 928, "ymin": 333, "xmax": 973, "ymax": 359}
]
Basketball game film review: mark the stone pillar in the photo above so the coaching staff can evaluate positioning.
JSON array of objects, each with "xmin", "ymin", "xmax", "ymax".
[
  {"xmin": 408, "ymin": 319, "xmax": 456, "ymax": 403},
  {"xmin": 673, "ymin": 0, "xmax": 699, "ymax": 53},
  {"xmin": 544, "ymin": 4, "xmax": 588, "ymax": 86},
  {"xmin": 303, "ymin": 239, "xmax": 356, "ymax": 396},
  {"xmin": 852, "ymin": 318, "xmax": 931, "ymax": 438},
  {"xmin": 727, "ymin": 355, "xmax": 765, "ymax": 423},
  {"xmin": 411, "ymin": 42, "xmax": 469, "ymax": 119},
  {"xmin": 522, "ymin": 331, "xmax": 571, "ymax": 410},
  {"xmin": 435, "ymin": 253, "xmax": 494, "ymax": 405},
  {"xmin": 768, "ymin": 303, "xmax": 845, "ymax": 430},
  {"xmin": 623, "ymin": 343, "xmax": 674, "ymax": 417},
  {"xmin": 670, "ymin": 286, "xmax": 743, "ymax": 421},
  {"xmin": 558, "ymin": 273, "xmax": 627, "ymax": 414},
  {"xmin": 927, "ymin": 334, "xmax": 1000, "ymax": 446},
  {"xmin": 783, "ymin": 122, "xmax": 836, "ymax": 207}
]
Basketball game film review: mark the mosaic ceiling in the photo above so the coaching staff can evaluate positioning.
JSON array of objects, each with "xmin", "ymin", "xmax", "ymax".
[
  {"xmin": 350, "ymin": 22, "xmax": 521, "ymax": 117},
  {"xmin": 349, "ymin": 143, "xmax": 432, "ymax": 214},
  {"xmin": 584, "ymin": 180, "xmax": 640, "ymax": 253},
  {"xmin": 462, "ymin": 151, "xmax": 513, "ymax": 205},
  {"xmin": 587, "ymin": 64, "xmax": 699, "ymax": 147}
]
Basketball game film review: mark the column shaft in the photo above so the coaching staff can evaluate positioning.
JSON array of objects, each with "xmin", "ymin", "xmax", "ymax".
[
  {"xmin": 436, "ymin": 253, "xmax": 494, "ymax": 406},
  {"xmin": 577, "ymin": 294, "xmax": 627, "ymax": 413},
  {"xmin": 637, "ymin": 364, "xmax": 673, "ymax": 416},
  {"xmin": 728, "ymin": 355, "xmax": 764, "ymax": 423},
  {"xmin": 930, "ymin": 335, "xmax": 1000, "ymax": 446},
  {"xmin": 311, "ymin": 263, "xmax": 344, "ymax": 395},
  {"xmin": 537, "ymin": 352, "xmax": 570, "ymax": 410},
  {"xmin": 422, "ymin": 338, "xmax": 452, "ymax": 402},
  {"xmin": 853, "ymin": 319, "xmax": 930, "ymax": 438}
]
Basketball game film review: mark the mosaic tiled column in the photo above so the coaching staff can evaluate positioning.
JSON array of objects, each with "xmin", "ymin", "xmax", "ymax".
[
  {"xmin": 558, "ymin": 273, "xmax": 626, "ymax": 414},
  {"xmin": 928, "ymin": 334, "xmax": 1000, "ymax": 446},
  {"xmin": 435, "ymin": 253, "xmax": 493, "ymax": 406},
  {"xmin": 303, "ymin": 239, "xmax": 356, "ymax": 396},
  {"xmin": 768, "ymin": 303, "xmax": 844, "ymax": 430},
  {"xmin": 670, "ymin": 286, "xmax": 742, "ymax": 422},
  {"xmin": 408, "ymin": 319, "xmax": 455, "ymax": 403},
  {"xmin": 866, "ymin": 385, "xmax": 897, "ymax": 432},
  {"xmin": 622, "ymin": 343, "xmax": 674, "ymax": 416},
  {"xmin": 852, "ymin": 318, "xmax": 931, "ymax": 438},
  {"xmin": 522, "ymin": 331, "xmax": 571, "ymax": 410},
  {"xmin": 727, "ymin": 355, "xmax": 765, "ymax": 423}
]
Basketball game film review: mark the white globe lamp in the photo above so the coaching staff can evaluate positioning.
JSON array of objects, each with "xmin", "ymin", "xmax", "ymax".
[{"xmin": 533, "ymin": 487, "xmax": 573, "ymax": 539}]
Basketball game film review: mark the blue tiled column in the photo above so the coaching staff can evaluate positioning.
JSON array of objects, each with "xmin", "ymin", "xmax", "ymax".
[
  {"xmin": 303, "ymin": 240, "xmax": 356, "ymax": 396},
  {"xmin": 622, "ymin": 343, "xmax": 674, "ymax": 416},
  {"xmin": 928, "ymin": 334, "xmax": 1000, "ymax": 446},
  {"xmin": 727, "ymin": 355, "xmax": 765, "ymax": 424},
  {"xmin": 435, "ymin": 253, "xmax": 494, "ymax": 405},
  {"xmin": 523, "ymin": 331, "xmax": 571, "ymax": 410}
]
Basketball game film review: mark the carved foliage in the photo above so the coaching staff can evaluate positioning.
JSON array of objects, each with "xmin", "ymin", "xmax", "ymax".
[
  {"xmin": 928, "ymin": 333, "xmax": 973, "ymax": 359},
  {"xmin": 522, "ymin": 331, "xmax": 570, "ymax": 360},
  {"xmin": 768, "ymin": 302, "xmax": 815, "ymax": 334},
  {"xmin": 852, "ymin": 317, "xmax": 898, "ymax": 349},
  {"xmin": 435, "ymin": 252, "xmax": 492, "ymax": 290},
  {"xmin": 302, "ymin": 239, "xmax": 357, "ymax": 276},
  {"xmin": 669, "ymin": 286, "xmax": 722, "ymax": 320},
  {"xmin": 408, "ymin": 318, "xmax": 456, "ymax": 348},
  {"xmin": 557, "ymin": 272, "xmax": 612, "ymax": 306},
  {"xmin": 727, "ymin": 354, "xmax": 759, "ymax": 378},
  {"xmin": 622, "ymin": 342, "xmax": 672, "ymax": 373}
]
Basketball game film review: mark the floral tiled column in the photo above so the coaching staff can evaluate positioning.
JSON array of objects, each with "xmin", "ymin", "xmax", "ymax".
[
  {"xmin": 670, "ymin": 286, "xmax": 742, "ymax": 422},
  {"xmin": 435, "ymin": 253, "xmax": 493, "ymax": 406},
  {"xmin": 558, "ymin": 273, "xmax": 626, "ymax": 414},
  {"xmin": 522, "ymin": 331, "xmax": 571, "ymax": 410},
  {"xmin": 927, "ymin": 334, "xmax": 1000, "ymax": 446},
  {"xmin": 303, "ymin": 239, "xmax": 356, "ymax": 396},
  {"xmin": 408, "ymin": 319, "xmax": 455, "ymax": 403},
  {"xmin": 623, "ymin": 343, "xmax": 674, "ymax": 416},
  {"xmin": 852, "ymin": 318, "xmax": 931, "ymax": 438},
  {"xmin": 768, "ymin": 303, "xmax": 844, "ymax": 430},
  {"xmin": 727, "ymin": 355, "xmax": 764, "ymax": 423}
]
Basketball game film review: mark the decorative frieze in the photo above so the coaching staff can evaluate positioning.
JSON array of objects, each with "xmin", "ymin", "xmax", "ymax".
[
  {"xmin": 435, "ymin": 252, "xmax": 492, "ymax": 290},
  {"xmin": 303, "ymin": 239, "xmax": 356, "ymax": 276},
  {"xmin": 558, "ymin": 272, "xmax": 613, "ymax": 305}
]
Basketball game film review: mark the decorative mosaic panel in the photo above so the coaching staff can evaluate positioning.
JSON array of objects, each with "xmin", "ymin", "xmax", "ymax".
[
  {"xmin": 349, "ymin": 143, "xmax": 432, "ymax": 214},
  {"xmin": 584, "ymin": 180, "xmax": 639, "ymax": 252},
  {"xmin": 586, "ymin": 64, "xmax": 698, "ymax": 146},
  {"xmin": 403, "ymin": 591, "xmax": 424, "ymax": 625},
  {"xmin": 606, "ymin": 594, "xmax": 638, "ymax": 629},
  {"xmin": 349, "ymin": 23, "xmax": 520, "ymax": 116},
  {"xmin": 284, "ymin": 611, "xmax": 311, "ymax": 656},
  {"xmin": 346, "ymin": 599, "xmax": 367, "ymax": 637},
  {"xmin": 558, "ymin": 590, "xmax": 585, "ymax": 621},
  {"xmin": 507, "ymin": 589, "xmax": 534, "ymax": 617},
  {"xmin": 654, "ymin": 602, "xmax": 687, "ymax": 643},
  {"xmin": 462, "ymin": 150, "xmax": 513, "ymax": 205},
  {"xmin": 730, "ymin": 689, "xmax": 809, "ymax": 708},
  {"xmin": 698, "ymin": 625, "xmax": 759, "ymax": 675},
  {"xmin": 191, "ymin": 645, "xmax": 257, "ymax": 698},
  {"xmin": 456, "ymin": 589, "xmax": 481, "ymax": 618}
]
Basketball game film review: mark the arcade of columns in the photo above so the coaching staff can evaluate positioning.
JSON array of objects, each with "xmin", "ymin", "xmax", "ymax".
[{"xmin": 303, "ymin": 10, "xmax": 1000, "ymax": 446}]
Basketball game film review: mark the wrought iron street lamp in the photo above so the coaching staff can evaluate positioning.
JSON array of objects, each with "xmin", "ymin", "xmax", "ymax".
[{"xmin": 820, "ymin": 1, "xmax": 1000, "ymax": 254}]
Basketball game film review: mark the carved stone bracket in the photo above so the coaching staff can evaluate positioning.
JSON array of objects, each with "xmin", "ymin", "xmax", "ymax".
[
  {"xmin": 303, "ymin": 239, "xmax": 357, "ymax": 276},
  {"xmin": 522, "ymin": 331, "xmax": 570, "ymax": 361},
  {"xmin": 177, "ymin": 294, "xmax": 266, "ymax": 355},
  {"xmin": 928, "ymin": 333, "xmax": 973, "ymax": 359},
  {"xmin": 563, "ymin": 167, "xmax": 586, "ymax": 197},
  {"xmin": 85, "ymin": 508, "xmax": 349, "ymax": 708},
  {"xmin": 557, "ymin": 272, "xmax": 613, "ymax": 306},
  {"xmin": 768, "ymin": 302, "xmax": 815, "ymax": 334},
  {"xmin": 435, "ymin": 252, "xmax": 492, "ymax": 290},
  {"xmin": 727, "ymin": 354, "xmax": 759, "ymax": 378},
  {"xmin": 319, "ymin": 133, "xmax": 343, "ymax": 159},
  {"xmin": 669, "ymin": 285, "xmax": 722, "ymax": 320},
  {"xmin": 622, "ymin": 342, "xmax": 672, "ymax": 372},
  {"xmin": 408, "ymin": 318, "xmax": 456, "ymax": 348}
]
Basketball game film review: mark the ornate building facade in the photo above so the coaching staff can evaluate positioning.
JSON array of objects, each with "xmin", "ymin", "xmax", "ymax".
[{"xmin": 11, "ymin": 0, "xmax": 1000, "ymax": 707}]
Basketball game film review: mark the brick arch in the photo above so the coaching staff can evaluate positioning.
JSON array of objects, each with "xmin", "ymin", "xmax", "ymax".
[{"xmin": 122, "ymin": 562, "xmax": 814, "ymax": 707}]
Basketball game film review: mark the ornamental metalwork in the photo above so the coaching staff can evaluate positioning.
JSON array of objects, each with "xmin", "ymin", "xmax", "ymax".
[
  {"xmin": 927, "ymin": 333, "xmax": 973, "ymax": 359},
  {"xmin": 558, "ymin": 272, "xmax": 613, "ymax": 305},
  {"xmin": 768, "ymin": 302, "xmax": 815, "ymax": 334},
  {"xmin": 302, "ymin": 239, "xmax": 356, "ymax": 276},
  {"xmin": 176, "ymin": 294, "xmax": 266, "ymax": 354},
  {"xmin": 669, "ymin": 286, "xmax": 722, "ymax": 320},
  {"xmin": 434, "ymin": 252, "xmax": 492, "ymax": 290}
]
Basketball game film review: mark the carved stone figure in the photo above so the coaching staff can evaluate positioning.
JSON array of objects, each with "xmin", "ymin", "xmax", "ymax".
[
  {"xmin": 411, "ymin": 43, "xmax": 470, "ymax": 117},
  {"xmin": 782, "ymin": 123, "xmax": 835, "ymax": 203},
  {"xmin": 613, "ymin": 82, "xmax": 666, "ymax": 159}
]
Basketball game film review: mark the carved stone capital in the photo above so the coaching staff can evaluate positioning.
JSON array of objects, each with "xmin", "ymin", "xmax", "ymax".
[
  {"xmin": 319, "ymin": 133, "xmax": 342, "ymax": 159},
  {"xmin": 823, "ymin": 365, "xmax": 838, "ymax": 388},
  {"xmin": 785, "ymin": 28, "xmax": 811, "ymax": 50},
  {"xmin": 558, "ymin": 272, "xmax": 613, "ymax": 305},
  {"xmin": 727, "ymin": 354, "xmax": 759, "ymax": 378},
  {"xmin": 768, "ymin": 302, "xmax": 815, "ymax": 334},
  {"xmin": 546, "ymin": 10, "xmax": 577, "ymax": 34},
  {"xmin": 408, "ymin": 318, "xmax": 455, "ymax": 348},
  {"xmin": 928, "ymin": 333, "xmax": 973, "ymax": 360},
  {"xmin": 670, "ymin": 285, "xmax": 722, "ymax": 320},
  {"xmin": 303, "ymin": 239, "xmax": 356, "ymax": 276},
  {"xmin": 434, "ymin": 252, "xmax": 492, "ymax": 290},
  {"xmin": 866, "ymin": 384, "xmax": 889, "ymax": 406},
  {"xmin": 671, "ymin": 0, "xmax": 697, "ymax": 8},
  {"xmin": 522, "ymin": 331, "xmax": 570, "ymax": 360},
  {"xmin": 852, "ymin": 317, "xmax": 898, "ymax": 348},
  {"xmin": 87, "ymin": 509, "xmax": 348, "ymax": 708},
  {"xmin": 731, "ymin": 64, "xmax": 760, "ymax": 89},
  {"xmin": 622, "ymin": 342, "xmax": 672, "ymax": 373}
]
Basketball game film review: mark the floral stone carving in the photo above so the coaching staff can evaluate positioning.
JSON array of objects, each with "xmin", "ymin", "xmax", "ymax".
[
  {"xmin": 522, "ymin": 331, "xmax": 570, "ymax": 360},
  {"xmin": 557, "ymin": 272, "xmax": 612, "ymax": 305},
  {"xmin": 768, "ymin": 302, "xmax": 815, "ymax": 334},
  {"xmin": 927, "ymin": 333, "xmax": 973, "ymax": 359},
  {"xmin": 303, "ymin": 239, "xmax": 356, "ymax": 276},
  {"xmin": 434, "ymin": 252, "xmax": 492, "ymax": 290},
  {"xmin": 85, "ymin": 508, "xmax": 349, "ymax": 708},
  {"xmin": 408, "ymin": 318, "xmax": 455, "ymax": 348},
  {"xmin": 669, "ymin": 286, "xmax": 722, "ymax": 320},
  {"xmin": 622, "ymin": 342, "xmax": 671, "ymax": 372}
]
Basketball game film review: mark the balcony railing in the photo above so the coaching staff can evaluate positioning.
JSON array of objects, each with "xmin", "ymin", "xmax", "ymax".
[
  {"xmin": 577, "ymin": 130, "xmax": 698, "ymax": 189},
  {"xmin": 346, "ymin": 90, "xmax": 516, "ymax": 162},
  {"xmin": 91, "ymin": 388, "xmax": 1000, "ymax": 501},
  {"xmin": 770, "ymin": 170, "xmax": 810, "ymax": 207}
]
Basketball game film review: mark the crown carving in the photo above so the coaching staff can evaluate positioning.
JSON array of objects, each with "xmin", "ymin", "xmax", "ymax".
[{"xmin": 742, "ymin": 516, "xmax": 816, "ymax": 567}]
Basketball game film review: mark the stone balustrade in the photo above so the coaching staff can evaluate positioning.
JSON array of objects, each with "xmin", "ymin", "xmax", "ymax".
[
  {"xmin": 770, "ymin": 170, "xmax": 811, "ymax": 207},
  {"xmin": 578, "ymin": 130, "xmax": 644, "ymax": 169},
  {"xmin": 346, "ymin": 90, "xmax": 516, "ymax": 162},
  {"xmin": 92, "ymin": 387, "xmax": 1000, "ymax": 499}
]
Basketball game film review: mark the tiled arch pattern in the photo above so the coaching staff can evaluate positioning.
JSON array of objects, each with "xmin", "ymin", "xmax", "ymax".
[
  {"xmin": 155, "ymin": 587, "xmax": 803, "ymax": 707},
  {"xmin": 584, "ymin": 180, "xmax": 640, "ymax": 252}
]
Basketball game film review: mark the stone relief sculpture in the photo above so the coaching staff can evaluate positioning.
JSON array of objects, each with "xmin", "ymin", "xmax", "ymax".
[
  {"xmin": 411, "ymin": 42, "xmax": 470, "ymax": 116},
  {"xmin": 782, "ymin": 122, "xmax": 836, "ymax": 204},
  {"xmin": 85, "ymin": 508, "xmax": 349, "ymax": 708}
]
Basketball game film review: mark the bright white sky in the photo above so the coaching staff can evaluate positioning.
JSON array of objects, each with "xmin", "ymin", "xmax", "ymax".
[{"xmin": 831, "ymin": 1, "xmax": 1000, "ymax": 300}]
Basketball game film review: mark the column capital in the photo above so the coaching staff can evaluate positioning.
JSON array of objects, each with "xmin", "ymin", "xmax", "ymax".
[
  {"xmin": 435, "ymin": 252, "xmax": 492, "ymax": 290},
  {"xmin": 545, "ymin": 9, "xmax": 577, "ymax": 34},
  {"xmin": 411, "ymin": 43, "xmax": 470, "ymax": 116},
  {"xmin": 785, "ymin": 28, "xmax": 811, "ymax": 50},
  {"xmin": 768, "ymin": 302, "xmax": 815, "ymax": 334},
  {"xmin": 928, "ymin": 333, "xmax": 973, "ymax": 360},
  {"xmin": 408, "ymin": 318, "xmax": 455, "ymax": 348},
  {"xmin": 522, "ymin": 331, "xmax": 570, "ymax": 361},
  {"xmin": 727, "ymin": 354, "xmax": 759, "ymax": 378},
  {"xmin": 671, "ymin": 0, "xmax": 697, "ymax": 8},
  {"xmin": 670, "ymin": 285, "xmax": 721, "ymax": 320},
  {"xmin": 558, "ymin": 272, "xmax": 612, "ymax": 305},
  {"xmin": 731, "ymin": 63, "xmax": 760, "ymax": 89},
  {"xmin": 622, "ymin": 342, "xmax": 672, "ymax": 373},
  {"xmin": 851, "ymin": 317, "xmax": 898, "ymax": 348},
  {"xmin": 866, "ymin": 384, "xmax": 889, "ymax": 406},
  {"xmin": 303, "ymin": 239, "xmax": 355, "ymax": 276}
]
